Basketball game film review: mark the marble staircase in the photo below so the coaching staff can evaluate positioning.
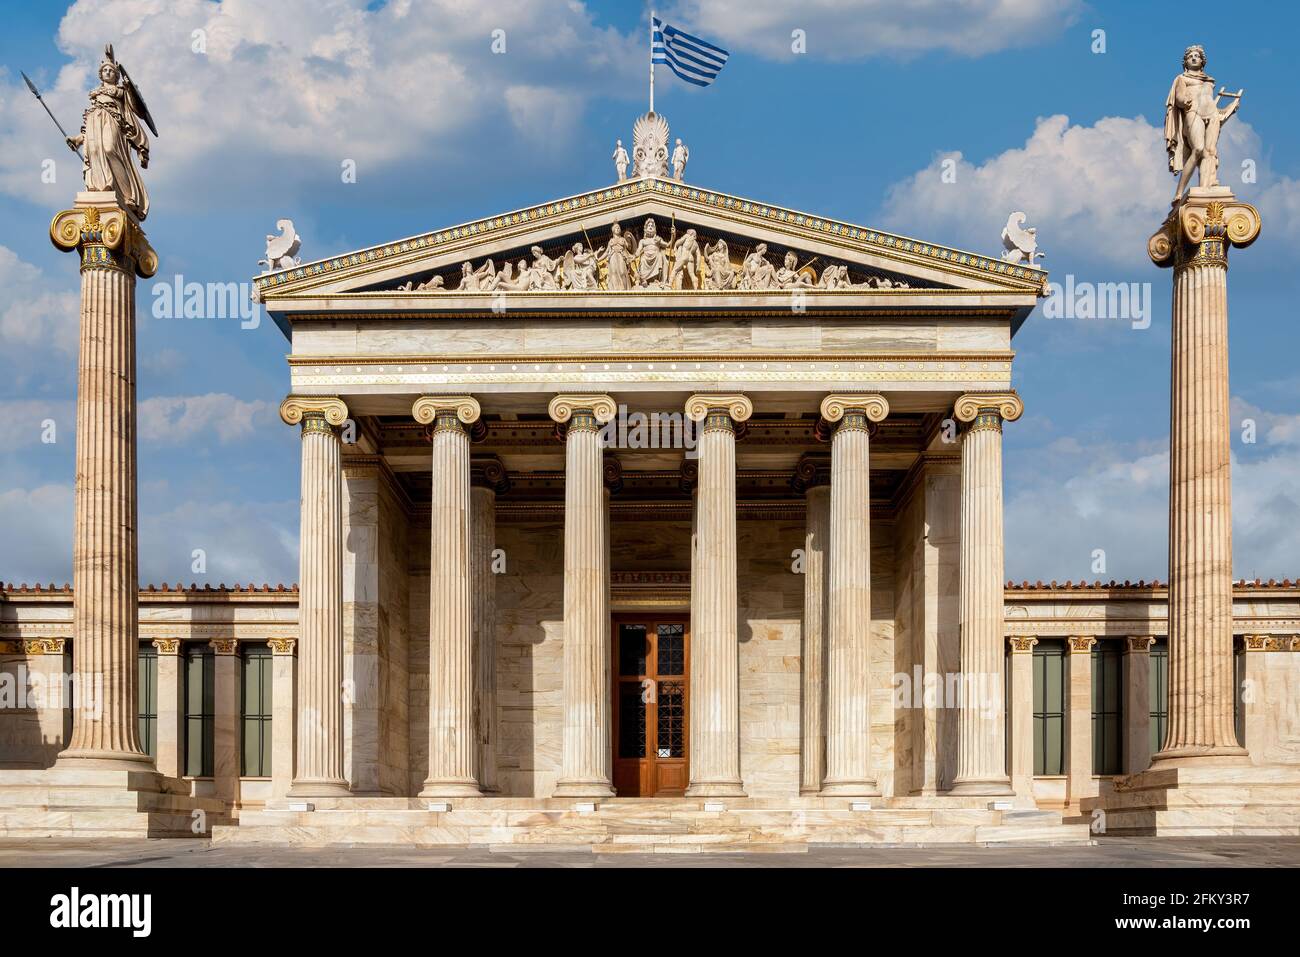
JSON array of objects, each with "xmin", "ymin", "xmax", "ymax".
[
  {"xmin": 0, "ymin": 768, "xmax": 234, "ymax": 839},
  {"xmin": 211, "ymin": 796, "xmax": 1091, "ymax": 850}
]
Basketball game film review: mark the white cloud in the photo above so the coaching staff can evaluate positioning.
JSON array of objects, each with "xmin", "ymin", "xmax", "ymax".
[
  {"xmin": 666, "ymin": 0, "xmax": 1081, "ymax": 60},
  {"xmin": 140, "ymin": 497, "xmax": 299, "ymax": 585},
  {"xmin": 0, "ymin": 399, "xmax": 75, "ymax": 448},
  {"xmin": 876, "ymin": 114, "xmax": 1271, "ymax": 266},
  {"xmin": 1005, "ymin": 398, "xmax": 1300, "ymax": 583},
  {"xmin": 0, "ymin": 245, "xmax": 79, "ymax": 359},
  {"xmin": 0, "ymin": 484, "xmax": 75, "ymax": 585},
  {"xmin": 0, "ymin": 0, "xmax": 642, "ymax": 210},
  {"xmin": 138, "ymin": 393, "xmax": 273, "ymax": 445}
]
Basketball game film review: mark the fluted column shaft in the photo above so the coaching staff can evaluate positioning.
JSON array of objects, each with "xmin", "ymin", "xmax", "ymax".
[
  {"xmin": 470, "ymin": 483, "xmax": 500, "ymax": 792},
  {"xmin": 59, "ymin": 218, "xmax": 149, "ymax": 769},
  {"xmin": 289, "ymin": 410, "xmax": 349, "ymax": 796},
  {"xmin": 800, "ymin": 482, "xmax": 830, "ymax": 795},
  {"xmin": 421, "ymin": 402, "xmax": 481, "ymax": 797},
  {"xmin": 551, "ymin": 400, "xmax": 615, "ymax": 798},
  {"xmin": 822, "ymin": 410, "xmax": 878, "ymax": 796},
  {"xmin": 1160, "ymin": 251, "xmax": 1245, "ymax": 762},
  {"xmin": 952, "ymin": 406, "xmax": 1013, "ymax": 795},
  {"xmin": 684, "ymin": 395, "xmax": 751, "ymax": 797}
]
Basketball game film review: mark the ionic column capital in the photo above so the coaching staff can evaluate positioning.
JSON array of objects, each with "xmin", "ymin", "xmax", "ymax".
[
  {"xmin": 603, "ymin": 454, "xmax": 624, "ymax": 493},
  {"xmin": 1243, "ymin": 634, "xmax": 1286, "ymax": 652},
  {"xmin": 267, "ymin": 638, "xmax": 297, "ymax": 656},
  {"xmin": 1125, "ymin": 635, "xmax": 1157, "ymax": 654},
  {"xmin": 152, "ymin": 638, "xmax": 182, "ymax": 656},
  {"xmin": 1008, "ymin": 636, "xmax": 1039, "ymax": 654},
  {"xmin": 1148, "ymin": 193, "xmax": 1261, "ymax": 270},
  {"xmin": 209, "ymin": 638, "xmax": 239, "ymax": 656},
  {"xmin": 412, "ymin": 395, "xmax": 481, "ymax": 432},
  {"xmin": 1066, "ymin": 635, "xmax": 1097, "ymax": 654},
  {"xmin": 953, "ymin": 392, "xmax": 1023, "ymax": 427},
  {"xmin": 50, "ymin": 201, "xmax": 158, "ymax": 278},
  {"xmin": 791, "ymin": 452, "xmax": 831, "ymax": 493},
  {"xmin": 685, "ymin": 394, "xmax": 753, "ymax": 427},
  {"xmin": 548, "ymin": 394, "xmax": 617, "ymax": 426},
  {"xmin": 471, "ymin": 455, "xmax": 511, "ymax": 494},
  {"xmin": 280, "ymin": 395, "xmax": 349, "ymax": 428},
  {"xmin": 23, "ymin": 638, "xmax": 67, "ymax": 655},
  {"xmin": 819, "ymin": 393, "xmax": 889, "ymax": 425}
]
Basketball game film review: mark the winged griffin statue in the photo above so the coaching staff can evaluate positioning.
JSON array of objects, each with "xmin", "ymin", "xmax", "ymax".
[
  {"xmin": 1000, "ymin": 212, "xmax": 1043, "ymax": 266},
  {"xmin": 260, "ymin": 219, "xmax": 302, "ymax": 272}
]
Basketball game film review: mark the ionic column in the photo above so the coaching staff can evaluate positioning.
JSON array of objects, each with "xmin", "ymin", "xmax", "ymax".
[
  {"xmin": 151, "ymin": 639, "xmax": 184, "ymax": 780},
  {"xmin": 683, "ymin": 394, "xmax": 753, "ymax": 797},
  {"xmin": 818, "ymin": 394, "xmax": 888, "ymax": 796},
  {"xmin": 268, "ymin": 638, "xmax": 297, "ymax": 799},
  {"xmin": 1148, "ymin": 193, "xmax": 1260, "ymax": 767},
  {"xmin": 413, "ymin": 395, "xmax": 483, "ymax": 797},
  {"xmin": 792, "ymin": 454, "xmax": 831, "ymax": 795},
  {"xmin": 1008, "ymin": 636, "xmax": 1038, "ymax": 799},
  {"xmin": 471, "ymin": 457, "xmax": 510, "ymax": 793},
  {"xmin": 280, "ymin": 396, "xmax": 350, "ymax": 797},
  {"xmin": 50, "ymin": 199, "xmax": 158, "ymax": 771},
  {"xmin": 210, "ymin": 639, "xmax": 241, "ymax": 807},
  {"xmin": 1124, "ymin": 636, "xmax": 1156, "ymax": 774},
  {"xmin": 1065, "ymin": 636, "xmax": 1096, "ymax": 809},
  {"xmin": 951, "ymin": 392, "xmax": 1022, "ymax": 795},
  {"xmin": 548, "ymin": 395, "xmax": 617, "ymax": 798}
]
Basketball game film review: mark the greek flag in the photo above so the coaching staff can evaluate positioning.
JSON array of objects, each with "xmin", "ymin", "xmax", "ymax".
[{"xmin": 652, "ymin": 16, "xmax": 730, "ymax": 87}]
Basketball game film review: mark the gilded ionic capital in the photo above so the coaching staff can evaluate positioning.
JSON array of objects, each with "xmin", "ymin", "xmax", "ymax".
[
  {"xmin": 1243, "ymin": 634, "xmax": 1285, "ymax": 652},
  {"xmin": 412, "ymin": 395, "xmax": 481, "ymax": 429},
  {"xmin": 1148, "ymin": 193, "xmax": 1261, "ymax": 270},
  {"xmin": 50, "ymin": 200, "xmax": 158, "ymax": 278},
  {"xmin": 279, "ymin": 396, "xmax": 349, "ymax": 427},
  {"xmin": 953, "ymin": 392, "xmax": 1023, "ymax": 426},
  {"xmin": 819, "ymin": 393, "xmax": 889, "ymax": 424},
  {"xmin": 152, "ymin": 638, "xmax": 182, "ymax": 656},
  {"xmin": 548, "ymin": 394, "xmax": 617, "ymax": 425},
  {"xmin": 1067, "ymin": 635, "xmax": 1097, "ymax": 654},
  {"xmin": 267, "ymin": 637, "xmax": 297, "ymax": 656},
  {"xmin": 23, "ymin": 638, "xmax": 67, "ymax": 655},
  {"xmin": 209, "ymin": 638, "xmax": 239, "ymax": 655},
  {"xmin": 471, "ymin": 456, "xmax": 511, "ymax": 494},
  {"xmin": 1008, "ymin": 636, "xmax": 1039, "ymax": 654},
  {"xmin": 1125, "ymin": 635, "xmax": 1157, "ymax": 654}
]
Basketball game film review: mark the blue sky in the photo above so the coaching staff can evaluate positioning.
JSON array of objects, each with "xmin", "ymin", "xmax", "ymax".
[{"xmin": 0, "ymin": 0, "xmax": 1296, "ymax": 586}]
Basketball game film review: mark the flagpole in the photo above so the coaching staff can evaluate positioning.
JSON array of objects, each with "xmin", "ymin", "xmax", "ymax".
[{"xmin": 649, "ymin": 10, "xmax": 655, "ymax": 114}]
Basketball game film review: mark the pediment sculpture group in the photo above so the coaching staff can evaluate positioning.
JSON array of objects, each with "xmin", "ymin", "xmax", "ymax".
[{"xmin": 396, "ymin": 217, "xmax": 910, "ymax": 293}]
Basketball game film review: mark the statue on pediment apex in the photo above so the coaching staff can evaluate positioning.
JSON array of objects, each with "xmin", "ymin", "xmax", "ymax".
[
  {"xmin": 632, "ymin": 112, "xmax": 670, "ymax": 178},
  {"xmin": 672, "ymin": 138, "xmax": 689, "ymax": 181}
]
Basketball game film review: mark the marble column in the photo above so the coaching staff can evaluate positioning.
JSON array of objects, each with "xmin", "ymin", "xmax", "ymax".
[
  {"xmin": 951, "ymin": 393, "xmax": 1023, "ymax": 795},
  {"xmin": 471, "ymin": 457, "xmax": 509, "ymax": 793},
  {"xmin": 1124, "ymin": 636, "xmax": 1156, "ymax": 775},
  {"xmin": 1008, "ymin": 636, "xmax": 1038, "ymax": 799},
  {"xmin": 683, "ymin": 394, "xmax": 752, "ymax": 797},
  {"xmin": 268, "ymin": 638, "xmax": 297, "ymax": 799},
  {"xmin": 1065, "ymin": 636, "xmax": 1096, "ymax": 809},
  {"xmin": 280, "ymin": 396, "xmax": 350, "ymax": 797},
  {"xmin": 792, "ymin": 455, "xmax": 830, "ymax": 795},
  {"xmin": 548, "ymin": 395, "xmax": 617, "ymax": 798},
  {"xmin": 1148, "ymin": 191, "xmax": 1260, "ymax": 767},
  {"xmin": 50, "ymin": 197, "xmax": 157, "ymax": 772},
  {"xmin": 150, "ymin": 639, "xmax": 183, "ymax": 780},
  {"xmin": 413, "ymin": 395, "xmax": 483, "ymax": 797},
  {"xmin": 210, "ymin": 639, "xmax": 241, "ymax": 807},
  {"xmin": 818, "ymin": 394, "xmax": 889, "ymax": 796}
]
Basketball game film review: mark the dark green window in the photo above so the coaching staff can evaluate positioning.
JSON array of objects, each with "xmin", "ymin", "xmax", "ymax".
[
  {"xmin": 1233, "ymin": 640, "xmax": 1245, "ymax": 747},
  {"xmin": 137, "ymin": 643, "xmax": 157, "ymax": 758},
  {"xmin": 241, "ymin": 643, "xmax": 273, "ymax": 777},
  {"xmin": 1032, "ymin": 640, "xmax": 1066, "ymax": 775},
  {"xmin": 1149, "ymin": 639, "xmax": 1168, "ymax": 755},
  {"xmin": 1092, "ymin": 642, "xmax": 1124, "ymax": 774},
  {"xmin": 184, "ymin": 644, "xmax": 214, "ymax": 777}
]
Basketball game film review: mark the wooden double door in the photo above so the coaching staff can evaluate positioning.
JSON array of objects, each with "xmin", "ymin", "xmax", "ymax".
[{"xmin": 611, "ymin": 614, "xmax": 690, "ymax": 797}]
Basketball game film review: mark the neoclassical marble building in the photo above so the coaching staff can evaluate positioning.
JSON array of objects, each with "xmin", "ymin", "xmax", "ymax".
[{"xmin": 2, "ymin": 115, "xmax": 1297, "ymax": 847}]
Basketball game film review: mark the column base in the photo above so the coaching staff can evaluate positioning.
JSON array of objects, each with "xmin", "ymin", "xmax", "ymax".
[
  {"xmin": 819, "ymin": 778, "xmax": 879, "ymax": 798},
  {"xmin": 949, "ymin": 775, "xmax": 1014, "ymax": 797},
  {"xmin": 54, "ymin": 749, "xmax": 156, "ymax": 774},
  {"xmin": 1150, "ymin": 744, "xmax": 1251, "ymax": 769},
  {"xmin": 418, "ymin": 779, "xmax": 483, "ymax": 798},
  {"xmin": 287, "ymin": 779, "xmax": 353, "ymax": 798},
  {"xmin": 552, "ymin": 779, "xmax": 615, "ymax": 799},
  {"xmin": 685, "ymin": 780, "xmax": 747, "ymax": 798},
  {"xmin": 799, "ymin": 784, "xmax": 823, "ymax": 796}
]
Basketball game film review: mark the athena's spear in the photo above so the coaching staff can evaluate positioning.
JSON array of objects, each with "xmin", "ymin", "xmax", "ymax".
[{"xmin": 20, "ymin": 71, "xmax": 84, "ymax": 161}]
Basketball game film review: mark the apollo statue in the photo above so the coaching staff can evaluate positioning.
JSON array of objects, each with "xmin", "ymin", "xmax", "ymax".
[
  {"xmin": 1165, "ymin": 44, "xmax": 1242, "ymax": 201},
  {"xmin": 66, "ymin": 44, "xmax": 158, "ymax": 221}
]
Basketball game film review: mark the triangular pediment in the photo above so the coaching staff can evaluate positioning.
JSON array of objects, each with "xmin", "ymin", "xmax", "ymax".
[{"xmin": 254, "ymin": 178, "xmax": 1048, "ymax": 307}]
